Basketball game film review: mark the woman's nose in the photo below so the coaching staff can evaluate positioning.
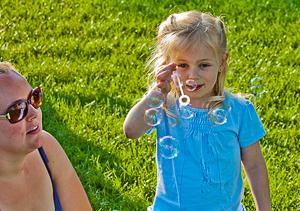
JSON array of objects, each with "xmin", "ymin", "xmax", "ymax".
[{"xmin": 25, "ymin": 104, "xmax": 39, "ymax": 122}]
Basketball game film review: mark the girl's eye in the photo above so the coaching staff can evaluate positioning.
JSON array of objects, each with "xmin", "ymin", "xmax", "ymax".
[
  {"xmin": 199, "ymin": 63, "xmax": 210, "ymax": 69},
  {"xmin": 177, "ymin": 64, "xmax": 189, "ymax": 69}
]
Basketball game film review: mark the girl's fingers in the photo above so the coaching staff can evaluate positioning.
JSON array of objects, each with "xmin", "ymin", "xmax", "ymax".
[
  {"xmin": 156, "ymin": 80, "xmax": 168, "ymax": 88},
  {"xmin": 156, "ymin": 80, "xmax": 171, "ymax": 94},
  {"xmin": 154, "ymin": 63, "xmax": 177, "ymax": 95},
  {"xmin": 155, "ymin": 63, "xmax": 177, "ymax": 81},
  {"xmin": 156, "ymin": 70, "xmax": 171, "ymax": 81}
]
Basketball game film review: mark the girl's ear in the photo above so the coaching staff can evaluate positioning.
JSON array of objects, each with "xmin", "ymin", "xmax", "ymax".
[{"xmin": 219, "ymin": 52, "xmax": 229, "ymax": 72}]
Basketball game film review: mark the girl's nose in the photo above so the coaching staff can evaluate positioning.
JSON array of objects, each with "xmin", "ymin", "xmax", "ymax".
[{"xmin": 189, "ymin": 66, "xmax": 201, "ymax": 78}]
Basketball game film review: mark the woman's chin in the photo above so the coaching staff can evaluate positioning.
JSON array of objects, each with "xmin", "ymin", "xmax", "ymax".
[{"xmin": 26, "ymin": 134, "xmax": 43, "ymax": 151}]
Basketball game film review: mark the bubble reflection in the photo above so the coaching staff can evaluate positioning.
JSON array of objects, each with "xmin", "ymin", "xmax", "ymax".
[
  {"xmin": 185, "ymin": 79, "xmax": 198, "ymax": 92},
  {"xmin": 144, "ymin": 108, "xmax": 162, "ymax": 126},
  {"xmin": 179, "ymin": 105, "xmax": 194, "ymax": 119},
  {"xmin": 250, "ymin": 76, "xmax": 266, "ymax": 99},
  {"xmin": 158, "ymin": 135, "xmax": 179, "ymax": 159},
  {"xmin": 208, "ymin": 104, "xmax": 231, "ymax": 125},
  {"xmin": 145, "ymin": 127, "xmax": 154, "ymax": 135},
  {"xmin": 147, "ymin": 90, "xmax": 165, "ymax": 108},
  {"xmin": 167, "ymin": 115, "xmax": 178, "ymax": 127}
]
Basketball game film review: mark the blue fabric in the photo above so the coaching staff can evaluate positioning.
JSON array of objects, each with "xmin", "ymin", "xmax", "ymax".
[
  {"xmin": 150, "ymin": 92, "xmax": 266, "ymax": 211},
  {"xmin": 38, "ymin": 147, "xmax": 63, "ymax": 211}
]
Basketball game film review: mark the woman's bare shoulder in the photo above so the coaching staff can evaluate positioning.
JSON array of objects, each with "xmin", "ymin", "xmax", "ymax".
[
  {"xmin": 38, "ymin": 130, "xmax": 70, "ymax": 174},
  {"xmin": 38, "ymin": 130, "xmax": 93, "ymax": 210},
  {"xmin": 40, "ymin": 130, "xmax": 60, "ymax": 150}
]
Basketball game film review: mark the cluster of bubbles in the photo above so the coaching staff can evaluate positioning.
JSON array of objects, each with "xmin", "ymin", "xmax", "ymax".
[
  {"xmin": 144, "ymin": 90, "xmax": 164, "ymax": 127},
  {"xmin": 144, "ymin": 72, "xmax": 231, "ymax": 159},
  {"xmin": 144, "ymin": 88, "xmax": 180, "ymax": 159}
]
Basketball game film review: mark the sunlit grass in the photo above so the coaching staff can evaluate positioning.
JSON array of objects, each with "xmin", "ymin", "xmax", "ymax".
[{"xmin": 0, "ymin": 0, "xmax": 299, "ymax": 210}]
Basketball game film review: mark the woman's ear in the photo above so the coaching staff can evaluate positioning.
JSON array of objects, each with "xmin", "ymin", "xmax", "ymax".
[{"xmin": 219, "ymin": 52, "xmax": 229, "ymax": 72}]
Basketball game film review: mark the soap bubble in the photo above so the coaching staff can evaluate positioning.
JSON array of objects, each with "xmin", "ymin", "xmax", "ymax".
[
  {"xmin": 250, "ymin": 84, "xmax": 262, "ymax": 95},
  {"xmin": 250, "ymin": 76, "xmax": 266, "ymax": 99},
  {"xmin": 208, "ymin": 103, "xmax": 231, "ymax": 125},
  {"xmin": 144, "ymin": 108, "xmax": 162, "ymax": 126},
  {"xmin": 185, "ymin": 79, "xmax": 198, "ymax": 92},
  {"xmin": 147, "ymin": 90, "xmax": 165, "ymax": 108},
  {"xmin": 158, "ymin": 136, "xmax": 179, "ymax": 159},
  {"xmin": 167, "ymin": 115, "xmax": 178, "ymax": 127},
  {"xmin": 250, "ymin": 76, "xmax": 263, "ymax": 84},
  {"xmin": 209, "ymin": 108, "xmax": 228, "ymax": 125},
  {"xmin": 145, "ymin": 127, "xmax": 154, "ymax": 135},
  {"xmin": 179, "ymin": 105, "xmax": 194, "ymax": 119}
]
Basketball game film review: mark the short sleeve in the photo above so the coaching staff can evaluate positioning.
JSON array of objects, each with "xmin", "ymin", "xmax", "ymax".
[{"xmin": 238, "ymin": 100, "xmax": 266, "ymax": 148}]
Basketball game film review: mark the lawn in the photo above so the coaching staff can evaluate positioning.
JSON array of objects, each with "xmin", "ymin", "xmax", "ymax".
[{"xmin": 0, "ymin": 0, "xmax": 299, "ymax": 210}]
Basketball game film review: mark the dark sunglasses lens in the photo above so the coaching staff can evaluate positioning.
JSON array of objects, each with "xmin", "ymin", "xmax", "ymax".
[
  {"xmin": 7, "ymin": 101, "xmax": 28, "ymax": 123},
  {"xmin": 31, "ymin": 87, "xmax": 43, "ymax": 109}
]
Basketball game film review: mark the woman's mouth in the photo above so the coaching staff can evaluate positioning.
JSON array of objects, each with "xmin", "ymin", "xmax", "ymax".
[{"xmin": 27, "ymin": 125, "xmax": 40, "ymax": 135}]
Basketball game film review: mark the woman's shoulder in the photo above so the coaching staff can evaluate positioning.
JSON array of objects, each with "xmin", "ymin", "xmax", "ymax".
[
  {"xmin": 38, "ymin": 130, "xmax": 70, "ymax": 176},
  {"xmin": 39, "ymin": 130, "xmax": 62, "ymax": 153},
  {"xmin": 40, "ymin": 130, "xmax": 57, "ymax": 143},
  {"xmin": 38, "ymin": 132, "xmax": 93, "ymax": 210}
]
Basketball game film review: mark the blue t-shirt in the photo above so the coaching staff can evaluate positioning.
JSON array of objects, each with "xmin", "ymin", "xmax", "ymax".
[{"xmin": 150, "ymin": 92, "xmax": 266, "ymax": 211}]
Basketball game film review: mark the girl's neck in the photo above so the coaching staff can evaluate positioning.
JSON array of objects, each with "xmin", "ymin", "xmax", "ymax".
[
  {"xmin": 189, "ymin": 97, "xmax": 209, "ymax": 108},
  {"xmin": 188, "ymin": 90, "xmax": 218, "ymax": 109}
]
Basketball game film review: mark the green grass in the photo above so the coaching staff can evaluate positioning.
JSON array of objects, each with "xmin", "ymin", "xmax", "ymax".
[{"xmin": 1, "ymin": 0, "xmax": 299, "ymax": 210}]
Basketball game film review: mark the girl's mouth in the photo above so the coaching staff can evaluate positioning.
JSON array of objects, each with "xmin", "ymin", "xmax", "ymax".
[
  {"xmin": 193, "ymin": 84, "xmax": 204, "ymax": 91},
  {"xmin": 185, "ymin": 80, "xmax": 204, "ymax": 92}
]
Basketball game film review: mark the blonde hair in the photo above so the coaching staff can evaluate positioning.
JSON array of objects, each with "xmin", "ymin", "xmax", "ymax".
[
  {"xmin": 0, "ymin": 62, "xmax": 23, "ymax": 77},
  {"xmin": 147, "ymin": 11, "xmax": 228, "ymax": 110}
]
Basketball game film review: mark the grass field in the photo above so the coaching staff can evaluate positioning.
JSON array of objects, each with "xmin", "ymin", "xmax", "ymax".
[{"xmin": 1, "ymin": 0, "xmax": 299, "ymax": 210}]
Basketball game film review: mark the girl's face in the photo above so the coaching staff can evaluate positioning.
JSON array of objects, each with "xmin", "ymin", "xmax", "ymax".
[
  {"xmin": 0, "ymin": 72, "xmax": 43, "ymax": 156},
  {"xmin": 172, "ymin": 42, "xmax": 225, "ymax": 107}
]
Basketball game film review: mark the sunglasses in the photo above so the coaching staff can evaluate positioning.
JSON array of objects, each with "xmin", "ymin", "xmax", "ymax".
[{"xmin": 0, "ymin": 87, "xmax": 43, "ymax": 124}]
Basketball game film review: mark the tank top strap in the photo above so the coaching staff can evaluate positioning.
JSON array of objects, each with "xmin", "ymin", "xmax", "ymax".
[{"xmin": 38, "ymin": 147, "xmax": 63, "ymax": 211}]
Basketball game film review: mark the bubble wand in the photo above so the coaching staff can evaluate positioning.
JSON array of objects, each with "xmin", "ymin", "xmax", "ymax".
[{"xmin": 172, "ymin": 72, "xmax": 190, "ymax": 107}]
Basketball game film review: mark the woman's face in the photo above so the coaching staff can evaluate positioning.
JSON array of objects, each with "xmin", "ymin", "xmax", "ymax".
[{"xmin": 0, "ymin": 71, "xmax": 43, "ymax": 155}]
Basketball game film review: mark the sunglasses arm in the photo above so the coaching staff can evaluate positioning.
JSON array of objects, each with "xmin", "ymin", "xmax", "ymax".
[{"xmin": 0, "ymin": 113, "xmax": 10, "ymax": 121}]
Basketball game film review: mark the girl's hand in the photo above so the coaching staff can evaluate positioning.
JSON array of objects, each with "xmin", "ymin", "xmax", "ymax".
[{"xmin": 155, "ymin": 63, "xmax": 177, "ymax": 95}]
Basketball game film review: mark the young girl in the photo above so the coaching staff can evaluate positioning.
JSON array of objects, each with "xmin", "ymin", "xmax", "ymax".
[{"xmin": 123, "ymin": 11, "xmax": 271, "ymax": 211}]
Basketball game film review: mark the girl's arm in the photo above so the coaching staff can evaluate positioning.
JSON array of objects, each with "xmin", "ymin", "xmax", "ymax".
[
  {"xmin": 123, "ymin": 91, "xmax": 154, "ymax": 139},
  {"xmin": 123, "ymin": 63, "xmax": 176, "ymax": 139},
  {"xmin": 41, "ymin": 131, "xmax": 93, "ymax": 211},
  {"xmin": 241, "ymin": 142, "xmax": 271, "ymax": 211}
]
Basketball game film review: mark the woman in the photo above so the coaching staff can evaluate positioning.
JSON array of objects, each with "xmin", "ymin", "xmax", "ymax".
[{"xmin": 0, "ymin": 62, "xmax": 92, "ymax": 211}]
